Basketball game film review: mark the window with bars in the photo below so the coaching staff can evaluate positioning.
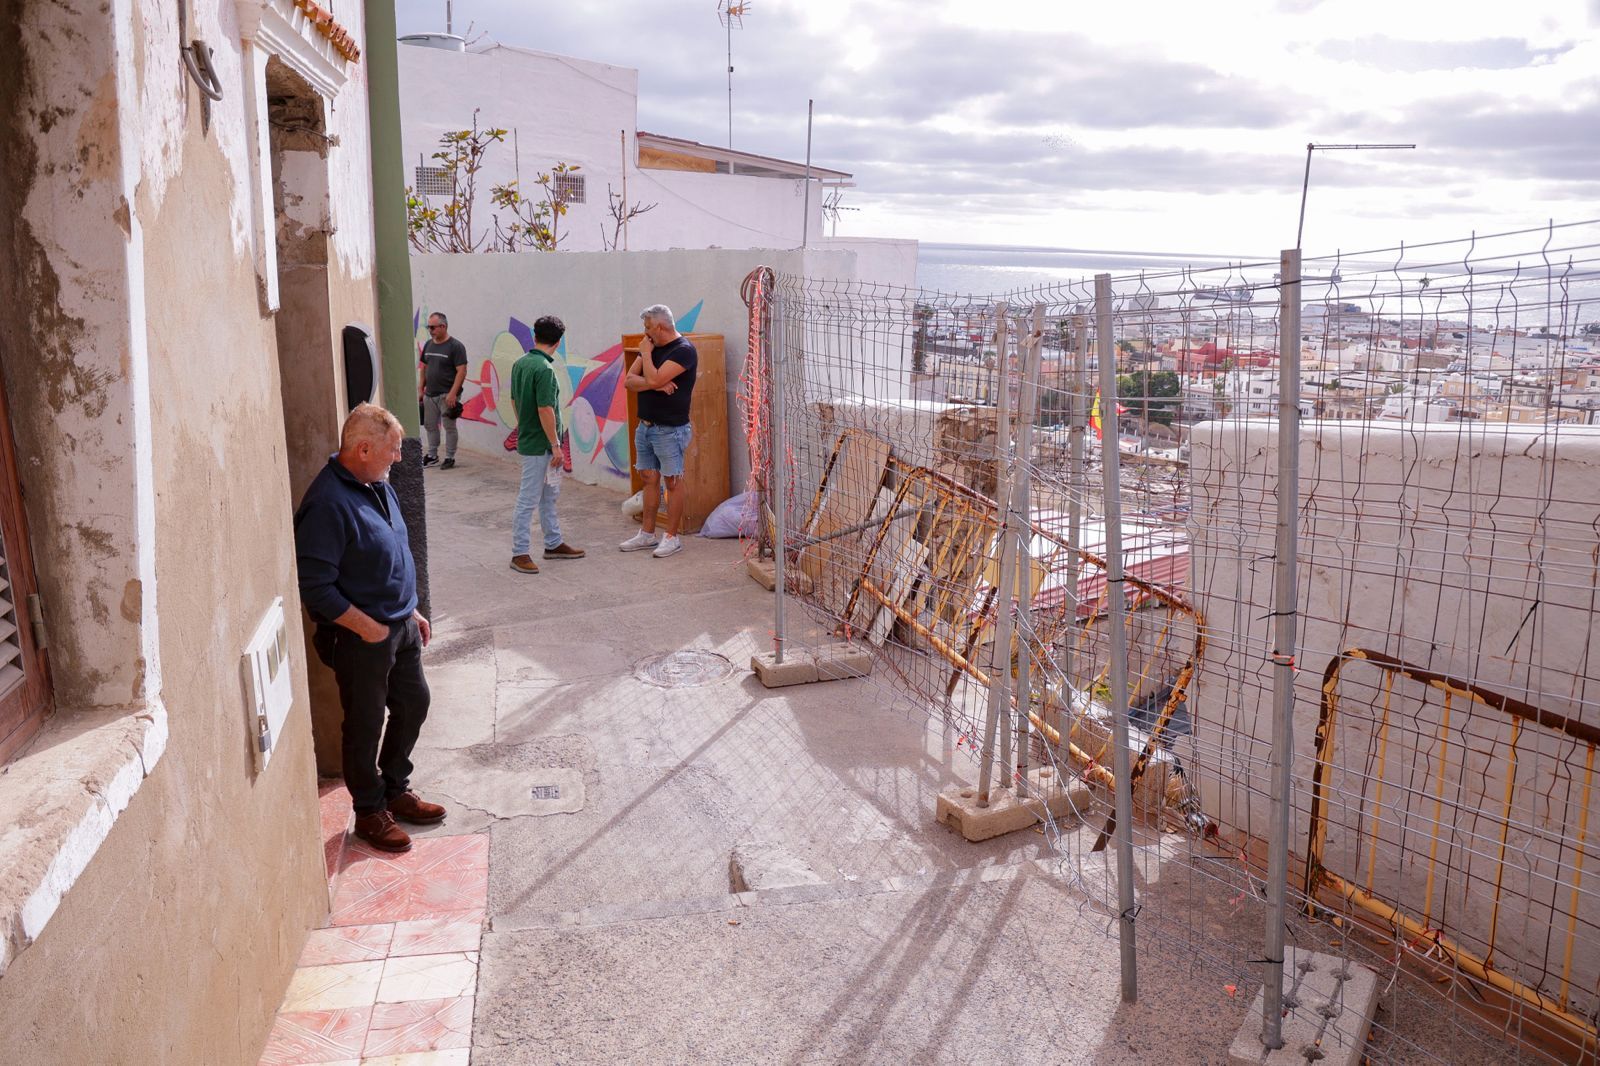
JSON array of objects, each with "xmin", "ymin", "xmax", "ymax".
[
  {"xmin": 0, "ymin": 382, "xmax": 49, "ymax": 765},
  {"xmin": 552, "ymin": 172, "xmax": 585, "ymax": 204},
  {"xmin": 414, "ymin": 165, "xmax": 452, "ymax": 197}
]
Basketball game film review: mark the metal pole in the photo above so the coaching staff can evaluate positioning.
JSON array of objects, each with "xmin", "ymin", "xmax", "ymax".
[
  {"xmin": 1295, "ymin": 143, "xmax": 1314, "ymax": 250},
  {"xmin": 1261, "ymin": 248, "xmax": 1303, "ymax": 1049},
  {"xmin": 1012, "ymin": 304, "xmax": 1045, "ymax": 795},
  {"xmin": 771, "ymin": 286, "xmax": 789, "ymax": 665},
  {"xmin": 1064, "ymin": 314, "xmax": 1087, "ymax": 686},
  {"xmin": 620, "ymin": 129, "xmax": 630, "ymax": 251},
  {"xmin": 976, "ymin": 304, "xmax": 1016, "ymax": 805},
  {"xmin": 800, "ymin": 100, "xmax": 813, "ymax": 250},
  {"xmin": 1097, "ymin": 273, "xmax": 1138, "ymax": 1004}
]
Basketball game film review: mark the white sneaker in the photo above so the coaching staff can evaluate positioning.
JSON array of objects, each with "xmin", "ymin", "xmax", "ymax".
[
  {"xmin": 619, "ymin": 530, "xmax": 661, "ymax": 552},
  {"xmin": 651, "ymin": 535, "xmax": 682, "ymax": 558}
]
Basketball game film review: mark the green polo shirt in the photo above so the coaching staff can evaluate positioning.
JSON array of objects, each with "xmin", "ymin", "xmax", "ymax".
[{"xmin": 510, "ymin": 349, "xmax": 560, "ymax": 456}]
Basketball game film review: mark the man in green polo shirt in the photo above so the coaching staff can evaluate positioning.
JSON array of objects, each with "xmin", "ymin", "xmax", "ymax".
[{"xmin": 510, "ymin": 315, "xmax": 585, "ymax": 573}]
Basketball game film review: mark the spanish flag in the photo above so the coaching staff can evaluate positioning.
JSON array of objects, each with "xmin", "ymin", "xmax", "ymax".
[{"xmin": 1090, "ymin": 390, "xmax": 1103, "ymax": 440}]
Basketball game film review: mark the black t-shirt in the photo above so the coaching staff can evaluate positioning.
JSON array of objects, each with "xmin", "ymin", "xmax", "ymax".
[
  {"xmin": 420, "ymin": 337, "xmax": 468, "ymax": 395},
  {"xmin": 636, "ymin": 337, "xmax": 697, "ymax": 426}
]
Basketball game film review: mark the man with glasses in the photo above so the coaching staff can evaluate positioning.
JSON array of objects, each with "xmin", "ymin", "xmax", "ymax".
[{"xmin": 418, "ymin": 312, "xmax": 468, "ymax": 469}]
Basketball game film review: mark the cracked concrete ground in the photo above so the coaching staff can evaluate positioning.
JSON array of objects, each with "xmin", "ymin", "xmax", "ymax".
[{"xmin": 408, "ymin": 457, "xmax": 1502, "ymax": 1066}]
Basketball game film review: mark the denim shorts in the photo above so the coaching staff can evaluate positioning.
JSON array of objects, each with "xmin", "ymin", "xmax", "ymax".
[{"xmin": 634, "ymin": 422, "xmax": 693, "ymax": 477}]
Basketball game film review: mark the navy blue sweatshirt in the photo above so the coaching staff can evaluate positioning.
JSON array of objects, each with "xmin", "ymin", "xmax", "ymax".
[{"xmin": 294, "ymin": 456, "xmax": 418, "ymax": 625}]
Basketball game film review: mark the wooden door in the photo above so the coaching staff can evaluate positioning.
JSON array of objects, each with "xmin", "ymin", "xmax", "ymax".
[{"xmin": 622, "ymin": 332, "xmax": 731, "ymax": 534}]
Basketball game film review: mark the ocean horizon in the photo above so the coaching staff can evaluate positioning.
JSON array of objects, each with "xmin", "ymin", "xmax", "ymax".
[{"xmin": 915, "ymin": 241, "xmax": 1280, "ymax": 297}]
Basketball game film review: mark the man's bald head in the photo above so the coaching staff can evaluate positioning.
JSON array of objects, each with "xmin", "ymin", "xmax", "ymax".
[{"xmin": 339, "ymin": 403, "xmax": 404, "ymax": 483}]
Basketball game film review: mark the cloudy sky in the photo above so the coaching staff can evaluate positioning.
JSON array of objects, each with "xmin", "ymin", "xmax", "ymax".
[{"xmin": 396, "ymin": 0, "xmax": 1599, "ymax": 257}]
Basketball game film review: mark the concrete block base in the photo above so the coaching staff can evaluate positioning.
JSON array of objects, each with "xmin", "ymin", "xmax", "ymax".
[
  {"xmin": 745, "ymin": 558, "xmax": 812, "ymax": 594},
  {"xmin": 750, "ymin": 652, "xmax": 817, "ymax": 687},
  {"xmin": 750, "ymin": 643, "xmax": 873, "ymax": 689},
  {"xmin": 812, "ymin": 642, "xmax": 872, "ymax": 681},
  {"xmin": 1228, "ymin": 949, "xmax": 1379, "ymax": 1066},
  {"xmin": 936, "ymin": 768, "xmax": 1092, "ymax": 842}
]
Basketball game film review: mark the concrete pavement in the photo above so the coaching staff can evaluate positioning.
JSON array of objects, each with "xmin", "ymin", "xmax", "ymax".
[{"xmin": 407, "ymin": 455, "xmax": 1491, "ymax": 1065}]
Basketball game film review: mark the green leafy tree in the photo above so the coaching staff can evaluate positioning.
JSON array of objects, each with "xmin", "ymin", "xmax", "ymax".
[
  {"xmin": 1116, "ymin": 370, "xmax": 1181, "ymax": 427},
  {"xmin": 404, "ymin": 109, "xmax": 578, "ymax": 254}
]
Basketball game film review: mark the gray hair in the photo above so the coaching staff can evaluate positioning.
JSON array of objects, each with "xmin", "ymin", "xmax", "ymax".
[{"xmin": 640, "ymin": 304, "xmax": 674, "ymax": 327}]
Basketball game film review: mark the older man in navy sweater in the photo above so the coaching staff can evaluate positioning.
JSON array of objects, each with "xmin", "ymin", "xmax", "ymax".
[{"xmin": 295, "ymin": 403, "xmax": 445, "ymax": 853}]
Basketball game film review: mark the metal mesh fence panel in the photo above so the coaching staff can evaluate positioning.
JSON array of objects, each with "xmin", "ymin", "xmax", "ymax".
[{"xmin": 739, "ymin": 219, "xmax": 1600, "ymax": 1064}]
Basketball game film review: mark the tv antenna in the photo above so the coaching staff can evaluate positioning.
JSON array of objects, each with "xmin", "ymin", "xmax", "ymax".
[{"xmin": 717, "ymin": 1, "xmax": 750, "ymax": 148}]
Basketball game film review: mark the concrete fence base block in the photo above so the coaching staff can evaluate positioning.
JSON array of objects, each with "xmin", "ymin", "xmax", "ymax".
[
  {"xmin": 745, "ymin": 558, "xmax": 812, "ymax": 594},
  {"xmin": 1228, "ymin": 948, "xmax": 1379, "ymax": 1066},
  {"xmin": 936, "ymin": 769, "xmax": 1093, "ymax": 842},
  {"xmin": 811, "ymin": 642, "xmax": 872, "ymax": 681},
  {"xmin": 750, "ymin": 643, "xmax": 872, "ymax": 689},
  {"xmin": 750, "ymin": 652, "xmax": 818, "ymax": 688}
]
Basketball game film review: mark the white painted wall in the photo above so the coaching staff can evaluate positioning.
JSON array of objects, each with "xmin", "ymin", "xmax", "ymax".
[
  {"xmin": 814, "ymin": 237, "xmax": 920, "ymax": 291},
  {"xmin": 397, "ymin": 42, "xmax": 827, "ymax": 254},
  {"xmin": 409, "ymin": 247, "xmax": 857, "ymax": 496},
  {"xmin": 1187, "ymin": 420, "xmax": 1600, "ymax": 1016}
]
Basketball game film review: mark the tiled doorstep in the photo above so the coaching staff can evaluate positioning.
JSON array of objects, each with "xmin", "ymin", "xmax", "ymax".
[
  {"xmin": 262, "ymin": 998, "xmax": 473, "ymax": 1064},
  {"xmin": 261, "ymin": 821, "xmax": 488, "ymax": 1065}
]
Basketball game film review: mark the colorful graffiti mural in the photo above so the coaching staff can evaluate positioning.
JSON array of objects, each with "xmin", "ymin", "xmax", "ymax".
[{"xmin": 412, "ymin": 301, "xmax": 704, "ymax": 486}]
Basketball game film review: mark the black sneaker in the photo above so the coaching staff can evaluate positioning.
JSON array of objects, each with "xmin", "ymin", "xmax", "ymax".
[
  {"xmin": 441, "ymin": 458, "xmax": 456, "ymax": 470},
  {"xmin": 422, "ymin": 454, "xmax": 439, "ymax": 467}
]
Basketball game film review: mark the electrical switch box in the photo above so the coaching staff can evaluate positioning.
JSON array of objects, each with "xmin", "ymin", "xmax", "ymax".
[{"xmin": 242, "ymin": 597, "xmax": 293, "ymax": 773}]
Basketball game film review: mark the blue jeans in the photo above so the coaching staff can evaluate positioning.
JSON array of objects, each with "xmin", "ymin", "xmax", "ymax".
[
  {"xmin": 634, "ymin": 422, "xmax": 693, "ymax": 477},
  {"xmin": 512, "ymin": 452, "xmax": 563, "ymax": 554}
]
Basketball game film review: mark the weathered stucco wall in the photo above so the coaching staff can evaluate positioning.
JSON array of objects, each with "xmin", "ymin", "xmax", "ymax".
[
  {"xmin": 1187, "ymin": 420, "xmax": 1600, "ymax": 1016},
  {"xmin": 410, "ymin": 246, "xmax": 854, "ymax": 495},
  {"xmin": 0, "ymin": 0, "xmax": 376, "ymax": 1061}
]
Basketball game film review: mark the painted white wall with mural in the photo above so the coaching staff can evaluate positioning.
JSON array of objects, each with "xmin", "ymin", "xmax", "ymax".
[{"xmin": 409, "ymin": 247, "xmax": 858, "ymax": 495}]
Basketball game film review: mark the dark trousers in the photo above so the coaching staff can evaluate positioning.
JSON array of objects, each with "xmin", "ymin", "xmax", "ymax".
[{"xmin": 329, "ymin": 618, "xmax": 431, "ymax": 816}]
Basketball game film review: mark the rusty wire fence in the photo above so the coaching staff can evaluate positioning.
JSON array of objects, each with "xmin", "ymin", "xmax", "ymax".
[{"xmin": 740, "ymin": 219, "xmax": 1600, "ymax": 1064}]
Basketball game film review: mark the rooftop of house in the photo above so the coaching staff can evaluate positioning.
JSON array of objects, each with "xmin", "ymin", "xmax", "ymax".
[{"xmin": 636, "ymin": 131, "xmax": 852, "ymax": 183}]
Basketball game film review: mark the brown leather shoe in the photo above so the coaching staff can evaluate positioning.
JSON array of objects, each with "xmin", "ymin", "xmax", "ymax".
[
  {"xmin": 543, "ymin": 543, "xmax": 586, "ymax": 560},
  {"xmin": 510, "ymin": 554, "xmax": 539, "ymax": 574},
  {"xmin": 388, "ymin": 790, "xmax": 447, "ymax": 825},
  {"xmin": 353, "ymin": 810, "xmax": 412, "ymax": 852}
]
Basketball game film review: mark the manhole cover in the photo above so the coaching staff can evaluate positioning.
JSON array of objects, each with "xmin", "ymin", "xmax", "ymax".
[
  {"xmin": 634, "ymin": 650, "xmax": 735, "ymax": 689},
  {"xmin": 530, "ymin": 784, "xmax": 562, "ymax": 801}
]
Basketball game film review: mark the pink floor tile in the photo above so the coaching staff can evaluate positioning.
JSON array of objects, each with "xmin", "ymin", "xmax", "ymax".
[
  {"xmin": 320, "ymin": 783, "xmax": 353, "ymax": 879},
  {"xmin": 258, "ymin": 1004, "xmax": 372, "ymax": 1065},
  {"xmin": 362, "ymin": 997, "xmax": 474, "ymax": 1057},
  {"xmin": 298, "ymin": 923, "xmax": 395, "ymax": 967},
  {"xmin": 388, "ymin": 918, "xmax": 483, "ymax": 957},
  {"xmin": 330, "ymin": 867, "xmax": 487, "ymax": 927},
  {"xmin": 340, "ymin": 833, "xmax": 489, "ymax": 878}
]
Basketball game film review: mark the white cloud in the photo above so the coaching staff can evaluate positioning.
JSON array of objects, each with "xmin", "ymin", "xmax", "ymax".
[{"xmin": 395, "ymin": 0, "xmax": 1599, "ymax": 253}]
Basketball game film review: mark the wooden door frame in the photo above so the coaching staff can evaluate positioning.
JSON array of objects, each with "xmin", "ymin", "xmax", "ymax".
[{"xmin": 0, "ymin": 366, "xmax": 51, "ymax": 763}]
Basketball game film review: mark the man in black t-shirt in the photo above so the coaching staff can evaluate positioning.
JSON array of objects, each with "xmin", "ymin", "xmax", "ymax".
[
  {"xmin": 620, "ymin": 304, "xmax": 697, "ymax": 558},
  {"xmin": 417, "ymin": 312, "xmax": 468, "ymax": 469}
]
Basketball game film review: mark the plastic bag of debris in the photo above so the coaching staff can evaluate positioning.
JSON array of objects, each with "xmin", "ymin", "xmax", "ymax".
[
  {"xmin": 621, "ymin": 490, "xmax": 645, "ymax": 517},
  {"xmin": 700, "ymin": 491, "xmax": 759, "ymax": 538}
]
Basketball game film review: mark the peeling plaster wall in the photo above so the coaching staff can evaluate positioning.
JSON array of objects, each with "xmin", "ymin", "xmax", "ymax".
[{"xmin": 0, "ymin": 0, "xmax": 376, "ymax": 1061}]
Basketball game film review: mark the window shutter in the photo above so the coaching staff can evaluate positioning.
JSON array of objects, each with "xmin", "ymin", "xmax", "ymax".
[{"xmin": 0, "ymin": 378, "xmax": 50, "ymax": 764}]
